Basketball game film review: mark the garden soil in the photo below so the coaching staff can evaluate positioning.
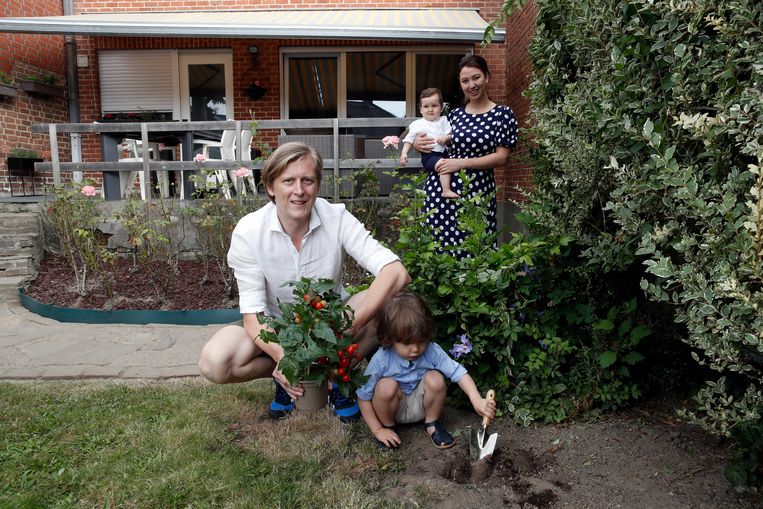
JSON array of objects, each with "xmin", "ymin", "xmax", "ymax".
[
  {"xmin": 25, "ymin": 255, "xmax": 236, "ymax": 310},
  {"xmin": 24, "ymin": 256, "xmax": 761, "ymax": 508},
  {"xmin": 385, "ymin": 406, "xmax": 760, "ymax": 508}
]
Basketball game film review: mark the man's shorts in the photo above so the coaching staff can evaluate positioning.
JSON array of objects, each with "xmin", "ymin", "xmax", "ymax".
[{"xmin": 394, "ymin": 379, "xmax": 425, "ymax": 424}]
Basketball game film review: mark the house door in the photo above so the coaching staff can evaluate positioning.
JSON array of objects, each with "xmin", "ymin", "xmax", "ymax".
[{"xmin": 179, "ymin": 52, "xmax": 234, "ymax": 121}]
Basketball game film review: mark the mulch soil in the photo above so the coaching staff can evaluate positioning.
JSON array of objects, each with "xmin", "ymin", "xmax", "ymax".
[{"xmin": 25, "ymin": 255, "xmax": 237, "ymax": 311}]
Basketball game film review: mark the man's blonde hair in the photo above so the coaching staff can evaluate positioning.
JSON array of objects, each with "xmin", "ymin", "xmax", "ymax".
[{"xmin": 261, "ymin": 142, "xmax": 323, "ymax": 202}]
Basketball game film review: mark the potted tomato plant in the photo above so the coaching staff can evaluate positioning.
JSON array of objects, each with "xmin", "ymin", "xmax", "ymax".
[{"xmin": 258, "ymin": 277, "xmax": 367, "ymax": 410}]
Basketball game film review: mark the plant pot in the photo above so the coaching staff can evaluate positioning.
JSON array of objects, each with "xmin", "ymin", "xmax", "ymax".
[
  {"xmin": 294, "ymin": 379, "xmax": 328, "ymax": 411},
  {"xmin": 20, "ymin": 80, "xmax": 66, "ymax": 99},
  {"xmin": 7, "ymin": 157, "xmax": 43, "ymax": 176},
  {"xmin": 0, "ymin": 84, "xmax": 18, "ymax": 98}
]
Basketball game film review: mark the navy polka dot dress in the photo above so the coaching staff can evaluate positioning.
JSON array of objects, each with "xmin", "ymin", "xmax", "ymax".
[{"xmin": 424, "ymin": 105, "xmax": 518, "ymax": 253}]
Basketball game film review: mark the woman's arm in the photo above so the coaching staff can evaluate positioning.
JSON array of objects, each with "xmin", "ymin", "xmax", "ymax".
[{"xmin": 434, "ymin": 145, "xmax": 511, "ymax": 175}]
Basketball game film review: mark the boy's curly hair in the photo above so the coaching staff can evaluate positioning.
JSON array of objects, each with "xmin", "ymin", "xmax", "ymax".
[{"xmin": 376, "ymin": 291, "xmax": 435, "ymax": 349}]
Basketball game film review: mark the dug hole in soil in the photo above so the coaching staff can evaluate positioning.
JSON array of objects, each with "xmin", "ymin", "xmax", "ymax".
[
  {"xmin": 24, "ymin": 255, "xmax": 236, "ymax": 310},
  {"xmin": 379, "ymin": 406, "xmax": 759, "ymax": 509}
]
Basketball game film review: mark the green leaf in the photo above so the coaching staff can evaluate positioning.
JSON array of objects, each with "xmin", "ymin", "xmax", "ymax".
[
  {"xmin": 629, "ymin": 325, "xmax": 651, "ymax": 343},
  {"xmin": 598, "ymin": 351, "xmax": 617, "ymax": 368},
  {"xmin": 593, "ymin": 319, "xmax": 615, "ymax": 331},
  {"xmin": 623, "ymin": 351, "xmax": 646, "ymax": 365},
  {"xmin": 642, "ymin": 119, "xmax": 654, "ymax": 138}
]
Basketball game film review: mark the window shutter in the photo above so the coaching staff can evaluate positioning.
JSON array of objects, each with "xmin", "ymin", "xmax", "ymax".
[{"xmin": 99, "ymin": 50, "xmax": 175, "ymax": 113}]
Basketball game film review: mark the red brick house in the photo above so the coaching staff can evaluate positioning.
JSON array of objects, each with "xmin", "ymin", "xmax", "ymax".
[{"xmin": 0, "ymin": 0, "xmax": 536, "ymax": 226}]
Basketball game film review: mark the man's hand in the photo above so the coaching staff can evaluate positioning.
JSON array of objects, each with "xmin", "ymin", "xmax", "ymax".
[{"xmin": 272, "ymin": 367, "xmax": 304, "ymax": 399}]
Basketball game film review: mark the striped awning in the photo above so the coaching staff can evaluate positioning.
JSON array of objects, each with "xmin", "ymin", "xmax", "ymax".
[{"xmin": 0, "ymin": 9, "xmax": 504, "ymax": 42}]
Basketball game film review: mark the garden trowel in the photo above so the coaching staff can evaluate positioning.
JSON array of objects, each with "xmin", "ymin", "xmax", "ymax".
[{"xmin": 469, "ymin": 389, "xmax": 498, "ymax": 462}]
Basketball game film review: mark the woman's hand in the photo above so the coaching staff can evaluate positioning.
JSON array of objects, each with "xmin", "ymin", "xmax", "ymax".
[
  {"xmin": 412, "ymin": 132, "xmax": 436, "ymax": 154},
  {"xmin": 435, "ymin": 157, "xmax": 465, "ymax": 175}
]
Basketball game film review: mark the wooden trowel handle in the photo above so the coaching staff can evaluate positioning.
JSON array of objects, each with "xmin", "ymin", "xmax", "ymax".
[{"xmin": 482, "ymin": 389, "xmax": 496, "ymax": 427}]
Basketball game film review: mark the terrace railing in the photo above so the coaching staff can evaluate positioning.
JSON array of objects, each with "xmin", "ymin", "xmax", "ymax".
[{"xmin": 31, "ymin": 118, "xmax": 419, "ymax": 201}]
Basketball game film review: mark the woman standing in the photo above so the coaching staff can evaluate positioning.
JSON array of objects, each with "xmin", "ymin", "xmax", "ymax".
[{"xmin": 414, "ymin": 54, "xmax": 518, "ymax": 255}]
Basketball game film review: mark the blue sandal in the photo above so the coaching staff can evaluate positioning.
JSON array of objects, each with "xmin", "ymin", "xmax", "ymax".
[
  {"xmin": 424, "ymin": 419, "xmax": 455, "ymax": 449},
  {"xmin": 329, "ymin": 384, "xmax": 360, "ymax": 423}
]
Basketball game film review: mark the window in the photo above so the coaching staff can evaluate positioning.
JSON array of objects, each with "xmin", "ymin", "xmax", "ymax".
[{"xmin": 282, "ymin": 46, "xmax": 470, "ymax": 127}]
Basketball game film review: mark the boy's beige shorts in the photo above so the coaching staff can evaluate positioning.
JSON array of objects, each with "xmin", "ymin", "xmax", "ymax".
[{"xmin": 395, "ymin": 380, "xmax": 425, "ymax": 424}]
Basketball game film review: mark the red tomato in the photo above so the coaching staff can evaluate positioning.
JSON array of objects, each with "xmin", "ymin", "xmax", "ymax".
[
  {"xmin": 347, "ymin": 343, "xmax": 359, "ymax": 354},
  {"xmin": 339, "ymin": 358, "xmax": 350, "ymax": 368},
  {"xmin": 314, "ymin": 300, "xmax": 327, "ymax": 310},
  {"xmin": 303, "ymin": 294, "xmax": 312, "ymax": 302},
  {"xmin": 317, "ymin": 356, "xmax": 328, "ymax": 365},
  {"xmin": 337, "ymin": 368, "xmax": 346, "ymax": 377},
  {"xmin": 341, "ymin": 374, "xmax": 351, "ymax": 383}
]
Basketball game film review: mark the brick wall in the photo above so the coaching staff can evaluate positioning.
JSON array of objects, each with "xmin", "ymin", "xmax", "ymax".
[
  {"xmin": 0, "ymin": 0, "xmax": 70, "ymax": 197},
  {"xmin": 2, "ymin": 0, "xmax": 539, "ymax": 202},
  {"xmin": 500, "ymin": 0, "xmax": 538, "ymax": 203}
]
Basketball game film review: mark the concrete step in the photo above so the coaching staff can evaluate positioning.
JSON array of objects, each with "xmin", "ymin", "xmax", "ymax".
[
  {"xmin": 0, "ymin": 256, "xmax": 37, "ymax": 276},
  {"xmin": 0, "ymin": 213, "xmax": 40, "ymax": 234},
  {"xmin": 0, "ymin": 275, "xmax": 27, "ymax": 299},
  {"xmin": 0, "ymin": 202, "xmax": 41, "ymax": 214},
  {"xmin": 0, "ymin": 232, "xmax": 40, "ymax": 254}
]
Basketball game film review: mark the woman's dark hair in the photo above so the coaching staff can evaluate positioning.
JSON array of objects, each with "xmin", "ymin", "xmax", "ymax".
[
  {"xmin": 458, "ymin": 54, "xmax": 491, "ymax": 78},
  {"xmin": 376, "ymin": 291, "xmax": 435, "ymax": 349}
]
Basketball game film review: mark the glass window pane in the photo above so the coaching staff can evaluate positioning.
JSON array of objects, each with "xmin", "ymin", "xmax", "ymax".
[
  {"xmin": 346, "ymin": 52, "xmax": 405, "ymax": 137},
  {"xmin": 415, "ymin": 53, "xmax": 464, "ymax": 116},
  {"xmin": 188, "ymin": 63, "xmax": 227, "ymax": 121},
  {"xmin": 288, "ymin": 57, "xmax": 338, "ymax": 119}
]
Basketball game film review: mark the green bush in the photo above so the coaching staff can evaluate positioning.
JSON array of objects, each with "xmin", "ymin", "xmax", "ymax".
[
  {"xmin": 392, "ymin": 173, "xmax": 650, "ymax": 424},
  {"xmin": 519, "ymin": 0, "xmax": 762, "ymax": 484}
]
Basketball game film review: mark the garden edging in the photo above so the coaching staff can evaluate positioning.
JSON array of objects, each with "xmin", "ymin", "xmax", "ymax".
[{"xmin": 18, "ymin": 288, "xmax": 241, "ymax": 325}]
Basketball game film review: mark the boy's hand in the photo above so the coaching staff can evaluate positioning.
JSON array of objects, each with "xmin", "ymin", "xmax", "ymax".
[
  {"xmin": 435, "ymin": 135, "xmax": 449, "ymax": 145},
  {"xmin": 399, "ymin": 154, "xmax": 408, "ymax": 166},
  {"xmin": 475, "ymin": 396, "xmax": 496, "ymax": 421},
  {"xmin": 374, "ymin": 427, "xmax": 401, "ymax": 449}
]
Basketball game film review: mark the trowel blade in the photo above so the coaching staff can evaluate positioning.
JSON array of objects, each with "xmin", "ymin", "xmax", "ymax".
[{"xmin": 478, "ymin": 432, "xmax": 498, "ymax": 461}]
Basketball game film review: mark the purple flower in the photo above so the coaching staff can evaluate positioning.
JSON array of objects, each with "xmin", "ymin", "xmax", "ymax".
[{"xmin": 449, "ymin": 334, "xmax": 473, "ymax": 359}]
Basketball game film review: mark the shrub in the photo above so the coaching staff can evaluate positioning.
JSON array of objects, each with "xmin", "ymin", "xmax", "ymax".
[
  {"xmin": 392, "ymin": 172, "xmax": 650, "ymax": 424},
  {"xmin": 519, "ymin": 0, "xmax": 762, "ymax": 484}
]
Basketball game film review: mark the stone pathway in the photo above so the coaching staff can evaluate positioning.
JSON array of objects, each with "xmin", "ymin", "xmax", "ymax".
[{"xmin": 0, "ymin": 286, "xmax": 232, "ymax": 379}]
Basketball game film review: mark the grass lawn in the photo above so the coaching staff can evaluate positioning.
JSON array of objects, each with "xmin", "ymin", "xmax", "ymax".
[{"xmin": 0, "ymin": 378, "xmax": 411, "ymax": 508}]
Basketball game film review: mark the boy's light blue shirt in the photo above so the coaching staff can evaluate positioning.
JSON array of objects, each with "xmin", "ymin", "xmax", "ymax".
[{"xmin": 356, "ymin": 342, "xmax": 467, "ymax": 401}]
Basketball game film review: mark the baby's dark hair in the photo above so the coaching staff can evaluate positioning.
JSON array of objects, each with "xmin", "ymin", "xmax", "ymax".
[
  {"xmin": 419, "ymin": 87, "xmax": 443, "ymax": 106},
  {"xmin": 377, "ymin": 291, "xmax": 435, "ymax": 349}
]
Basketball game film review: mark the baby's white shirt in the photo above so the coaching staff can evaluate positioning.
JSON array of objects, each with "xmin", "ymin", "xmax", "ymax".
[{"xmin": 403, "ymin": 117, "xmax": 452, "ymax": 153}]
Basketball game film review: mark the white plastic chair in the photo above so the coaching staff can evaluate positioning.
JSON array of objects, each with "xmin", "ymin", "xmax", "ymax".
[
  {"xmin": 193, "ymin": 129, "xmax": 257, "ymax": 197},
  {"xmin": 118, "ymin": 139, "xmax": 167, "ymax": 199}
]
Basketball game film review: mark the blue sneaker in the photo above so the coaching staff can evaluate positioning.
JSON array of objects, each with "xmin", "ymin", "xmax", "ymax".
[
  {"xmin": 268, "ymin": 380, "xmax": 294, "ymax": 420},
  {"xmin": 329, "ymin": 383, "xmax": 360, "ymax": 423}
]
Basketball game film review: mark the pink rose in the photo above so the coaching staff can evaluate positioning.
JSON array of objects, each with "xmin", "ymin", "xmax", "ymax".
[
  {"xmin": 81, "ymin": 185, "xmax": 96, "ymax": 197},
  {"xmin": 235, "ymin": 167, "xmax": 251, "ymax": 178},
  {"xmin": 194, "ymin": 153, "xmax": 206, "ymax": 163},
  {"xmin": 382, "ymin": 136, "xmax": 400, "ymax": 150}
]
